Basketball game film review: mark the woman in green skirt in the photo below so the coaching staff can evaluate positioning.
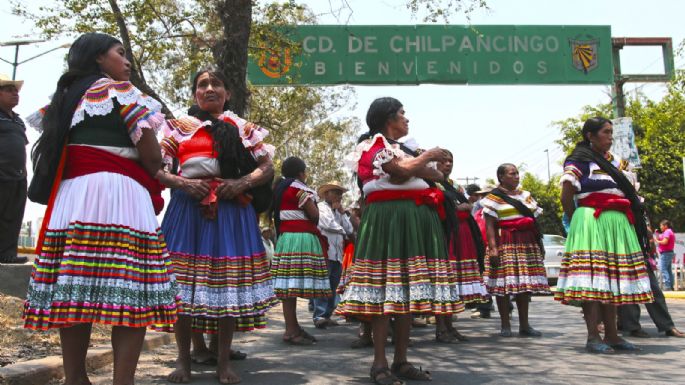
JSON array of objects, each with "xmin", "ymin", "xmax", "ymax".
[
  {"xmin": 556, "ymin": 117, "xmax": 653, "ymax": 353},
  {"xmin": 338, "ymin": 97, "xmax": 462, "ymax": 385},
  {"xmin": 272, "ymin": 156, "xmax": 331, "ymax": 345}
]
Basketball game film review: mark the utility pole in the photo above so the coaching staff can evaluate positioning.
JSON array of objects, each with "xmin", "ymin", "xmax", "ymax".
[
  {"xmin": 544, "ymin": 149, "xmax": 551, "ymax": 184},
  {"xmin": 456, "ymin": 177, "xmax": 480, "ymax": 186},
  {"xmin": 0, "ymin": 39, "xmax": 71, "ymax": 80}
]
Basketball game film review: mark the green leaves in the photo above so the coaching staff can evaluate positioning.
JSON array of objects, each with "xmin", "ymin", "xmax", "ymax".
[{"xmin": 521, "ymin": 173, "xmax": 565, "ymax": 235}]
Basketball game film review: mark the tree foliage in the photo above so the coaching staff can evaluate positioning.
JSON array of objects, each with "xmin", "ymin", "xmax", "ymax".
[
  {"xmin": 520, "ymin": 173, "xmax": 564, "ymax": 236},
  {"xmin": 553, "ymin": 69, "xmax": 685, "ymax": 230},
  {"xmin": 405, "ymin": 0, "xmax": 489, "ymax": 22}
]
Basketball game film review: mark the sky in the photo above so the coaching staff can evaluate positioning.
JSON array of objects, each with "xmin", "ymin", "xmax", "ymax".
[{"xmin": 1, "ymin": 0, "xmax": 683, "ymax": 225}]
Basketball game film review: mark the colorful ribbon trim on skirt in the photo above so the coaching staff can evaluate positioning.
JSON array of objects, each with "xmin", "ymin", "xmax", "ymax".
[
  {"xmin": 578, "ymin": 192, "xmax": 634, "ymax": 224},
  {"xmin": 64, "ymin": 145, "xmax": 165, "ymax": 214},
  {"xmin": 279, "ymin": 220, "xmax": 329, "ymax": 259},
  {"xmin": 365, "ymin": 187, "xmax": 446, "ymax": 220}
]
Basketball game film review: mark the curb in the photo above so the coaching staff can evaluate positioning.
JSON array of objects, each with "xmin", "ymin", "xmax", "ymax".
[
  {"xmin": 0, "ymin": 331, "xmax": 173, "ymax": 385},
  {"xmin": 664, "ymin": 291, "xmax": 685, "ymax": 299}
]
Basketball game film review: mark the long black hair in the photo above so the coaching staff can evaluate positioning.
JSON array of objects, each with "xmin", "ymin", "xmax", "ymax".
[
  {"xmin": 357, "ymin": 97, "xmax": 403, "ymax": 143},
  {"xmin": 31, "ymin": 33, "xmax": 121, "ymax": 172},
  {"xmin": 189, "ymin": 68, "xmax": 256, "ymax": 179}
]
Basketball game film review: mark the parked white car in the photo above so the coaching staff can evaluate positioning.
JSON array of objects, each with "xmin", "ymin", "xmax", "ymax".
[{"xmin": 542, "ymin": 234, "xmax": 566, "ymax": 283}]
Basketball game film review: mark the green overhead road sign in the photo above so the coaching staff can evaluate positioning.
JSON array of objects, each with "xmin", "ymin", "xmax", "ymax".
[{"xmin": 248, "ymin": 25, "xmax": 613, "ymax": 85}]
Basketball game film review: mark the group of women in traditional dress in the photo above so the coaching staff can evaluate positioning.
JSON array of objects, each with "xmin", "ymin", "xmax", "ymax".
[{"xmin": 21, "ymin": 31, "xmax": 656, "ymax": 385}]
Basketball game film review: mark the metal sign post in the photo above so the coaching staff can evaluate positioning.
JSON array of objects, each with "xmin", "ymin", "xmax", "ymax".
[{"xmin": 611, "ymin": 37, "xmax": 674, "ymax": 117}]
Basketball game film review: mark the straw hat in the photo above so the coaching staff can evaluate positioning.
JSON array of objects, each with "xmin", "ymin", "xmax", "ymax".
[
  {"xmin": 476, "ymin": 184, "xmax": 496, "ymax": 195},
  {"xmin": 0, "ymin": 74, "xmax": 23, "ymax": 92},
  {"xmin": 317, "ymin": 181, "xmax": 348, "ymax": 197}
]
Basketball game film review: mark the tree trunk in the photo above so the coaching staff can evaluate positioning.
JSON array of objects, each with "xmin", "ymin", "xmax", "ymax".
[
  {"xmin": 213, "ymin": 0, "xmax": 252, "ymax": 116},
  {"xmin": 107, "ymin": 0, "xmax": 174, "ymax": 118}
]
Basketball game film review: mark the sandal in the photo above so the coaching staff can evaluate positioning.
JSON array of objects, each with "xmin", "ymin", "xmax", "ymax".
[
  {"xmin": 229, "ymin": 349, "xmax": 247, "ymax": 360},
  {"xmin": 586, "ymin": 339, "xmax": 614, "ymax": 354},
  {"xmin": 450, "ymin": 329, "xmax": 469, "ymax": 342},
  {"xmin": 391, "ymin": 361, "xmax": 431, "ymax": 381},
  {"xmin": 435, "ymin": 329, "xmax": 458, "ymax": 344},
  {"xmin": 283, "ymin": 329, "xmax": 315, "ymax": 346},
  {"xmin": 370, "ymin": 366, "xmax": 404, "ymax": 385},
  {"xmin": 298, "ymin": 328, "xmax": 317, "ymax": 342},
  {"xmin": 350, "ymin": 336, "xmax": 374, "ymax": 349}
]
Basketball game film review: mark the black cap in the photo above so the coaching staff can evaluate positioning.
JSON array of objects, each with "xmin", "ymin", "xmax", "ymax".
[{"xmin": 465, "ymin": 184, "xmax": 481, "ymax": 196}]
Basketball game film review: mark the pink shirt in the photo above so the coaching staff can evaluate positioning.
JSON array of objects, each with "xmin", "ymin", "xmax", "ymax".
[{"xmin": 657, "ymin": 228, "xmax": 675, "ymax": 253}]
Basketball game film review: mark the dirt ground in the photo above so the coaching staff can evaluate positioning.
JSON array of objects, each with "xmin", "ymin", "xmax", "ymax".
[{"xmin": 0, "ymin": 294, "xmax": 110, "ymax": 367}]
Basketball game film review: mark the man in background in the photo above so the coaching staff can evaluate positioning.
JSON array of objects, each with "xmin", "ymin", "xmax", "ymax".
[
  {"xmin": 0, "ymin": 74, "xmax": 28, "ymax": 264},
  {"xmin": 313, "ymin": 181, "xmax": 353, "ymax": 328}
]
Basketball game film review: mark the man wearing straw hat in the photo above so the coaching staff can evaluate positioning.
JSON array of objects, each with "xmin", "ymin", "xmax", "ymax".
[
  {"xmin": 313, "ymin": 181, "xmax": 354, "ymax": 328},
  {"xmin": 0, "ymin": 74, "xmax": 28, "ymax": 264}
]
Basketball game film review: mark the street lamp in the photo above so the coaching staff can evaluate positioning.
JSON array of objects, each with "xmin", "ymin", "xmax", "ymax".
[
  {"xmin": 0, "ymin": 39, "xmax": 71, "ymax": 80},
  {"xmin": 544, "ymin": 149, "xmax": 551, "ymax": 184}
]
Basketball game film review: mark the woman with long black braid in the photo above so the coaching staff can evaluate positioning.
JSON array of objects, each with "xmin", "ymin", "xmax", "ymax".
[
  {"xmin": 157, "ymin": 69, "xmax": 277, "ymax": 383},
  {"xmin": 271, "ymin": 156, "xmax": 330, "ymax": 345},
  {"xmin": 435, "ymin": 151, "xmax": 488, "ymax": 343},
  {"xmin": 24, "ymin": 32, "xmax": 177, "ymax": 385},
  {"xmin": 338, "ymin": 97, "xmax": 461, "ymax": 385},
  {"xmin": 556, "ymin": 117, "xmax": 653, "ymax": 353}
]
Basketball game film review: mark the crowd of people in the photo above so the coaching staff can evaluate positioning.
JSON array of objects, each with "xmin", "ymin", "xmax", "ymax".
[{"xmin": 0, "ymin": 32, "xmax": 681, "ymax": 385}]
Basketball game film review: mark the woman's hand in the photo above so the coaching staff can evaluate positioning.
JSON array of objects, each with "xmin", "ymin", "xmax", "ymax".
[
  {"xmin": 215, "ymin": 178, "xmax": 249, "ymax": 200},
  {"xmin": 456, "ymin": 202, "xmax": 472, "ymax": 212},
  {"xmin": 422, "ymin": 147, "xmax": 451, "ymax": 162},
  {"xmin": 180, "ymin": 178, "xmax": 210, "ymax": 200}
]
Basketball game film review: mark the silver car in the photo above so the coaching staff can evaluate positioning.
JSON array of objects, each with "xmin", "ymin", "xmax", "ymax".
[{"xmin": 542, "ymin": 234, "xmax": 566, "ymax": 283}]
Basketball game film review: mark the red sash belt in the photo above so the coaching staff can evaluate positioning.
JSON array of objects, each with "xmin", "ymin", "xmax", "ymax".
[
  {"xmin": 197, "ymin": 179, "xmax": 251, "ymax": 220},
  {"xmin": 64, "ymin": 145, "xmax": 164, "ymax": 214},
  {"xmin": 498, "ymin": 217, "xmax": 536, "ymax": 231},
  {"xmin": 279, "ymin": 219, "xmax": 319, "ymax": 234},
  {"xmin": 279, "ymin": 220, "xmax": 329, "ymax": 259},
  {"xmin": 199, "ymin": 180, "xmax": 221, "ymax": 220},
  {"xmin": 578, "ymin": 192, "xmax": 634, "ymax": 224},
  {"xmin": 366, "ymin": 188, "xmax": 446, "ymax": 220},
  {"xmin": 457, "ymin": 210, "xmax": 471, "ymax": 220}
]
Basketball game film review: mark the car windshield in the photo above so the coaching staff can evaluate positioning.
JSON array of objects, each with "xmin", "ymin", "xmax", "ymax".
[{"xmin": 543, "ymin": 234, "xmax": 566, "ymax": 246}]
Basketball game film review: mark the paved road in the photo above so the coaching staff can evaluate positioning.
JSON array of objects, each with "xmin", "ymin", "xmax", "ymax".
[{"xmin": 86, "ymin": 296, "xmax": 685, "ymax": 385}]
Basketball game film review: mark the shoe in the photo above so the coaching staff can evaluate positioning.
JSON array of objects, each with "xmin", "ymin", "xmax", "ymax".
[
  {"xmin": 350, "ymin": 336, "xmax": 374, "ymax": 349},
  {"xmin": 470, "ymin": 310, "xmax": 491, "ymax": 319},
  {"xmin": 666, "ymin": 328, "xmax": 685, "ymax": 338},
  {"xmin": 608, "ymin": 339, "xmax": 641, "ymax": 352},
  {"xmin": 0, "ymin": 255, "xmax": 28, "ymax": 264},
  {"xmin": 326, "ymin": 318, "xmax": 339, "ymax": 327},
  {"xmin": 499, "ymin": 328, "xmax": 513, "ymax": 337},
  {"xmin": 519, "ymin": 326, "xmax": 542, "ymax": 337},
  {"xmin": 411, "ymin": 318, "xmax": 427, "ymax": 328},
  {"xmin": 629, "ymin": 329, "xmax": 650, "ymax": 338},
  {"xmin": 314, "ymin": 318, "xmax": 328, "ymax": 329},
  {"xmin": 451, "ymin": 330, "xmax": 469, "ymax": 342},
  {"xmin": 435, "ymin": 330, "xmax": 458, "ymax": 344},
  {"xmin": 586, "ymin": 340, "xmax": 614, "ymax": 354}
]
